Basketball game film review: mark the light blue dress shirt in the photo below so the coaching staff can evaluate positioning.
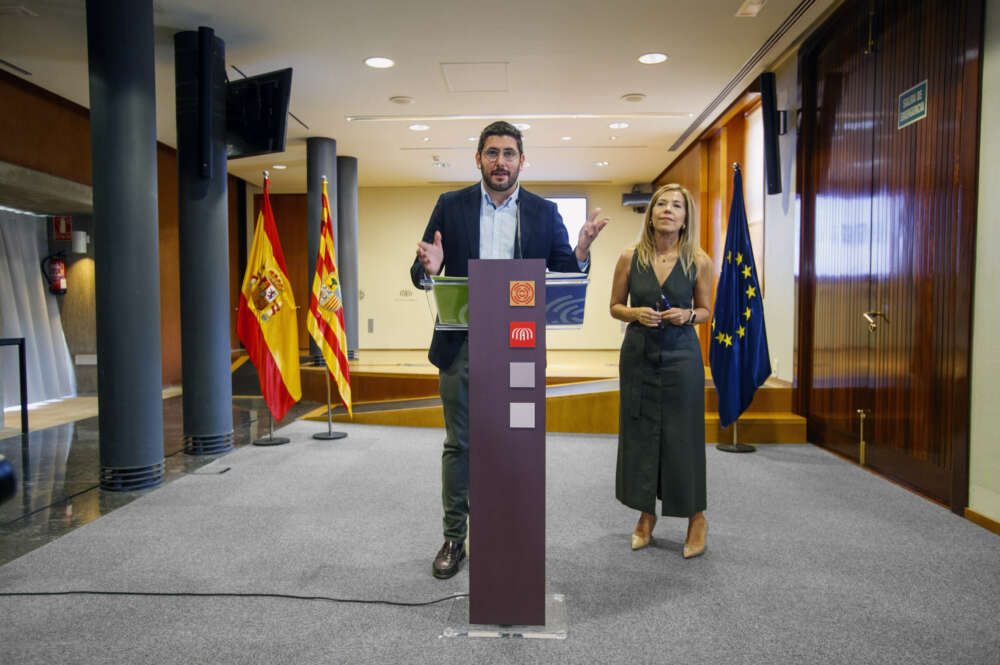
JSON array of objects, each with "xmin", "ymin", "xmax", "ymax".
[
  {"xmin": 479, "ymin": 182, "xmax": 520, "ymax": 260},
  {"xmin": 478, "ymin": 182, "xmax": 589, "ymax": 270}
]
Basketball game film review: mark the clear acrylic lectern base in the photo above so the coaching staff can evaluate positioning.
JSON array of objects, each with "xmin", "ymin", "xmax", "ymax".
[{"xmin": 441, "ymin": 593, "xmax": 567, "ymax": 639}]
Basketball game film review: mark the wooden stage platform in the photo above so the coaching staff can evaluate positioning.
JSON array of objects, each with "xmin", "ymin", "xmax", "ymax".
[{"xmin": 300, "ymin": 350, "xmax": 805, "ymax": 444}]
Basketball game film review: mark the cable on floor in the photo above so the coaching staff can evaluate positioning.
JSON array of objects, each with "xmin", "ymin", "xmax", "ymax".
[{"xmin": 0, "ymin": 589, "xmax": 469, "ymax": 607}]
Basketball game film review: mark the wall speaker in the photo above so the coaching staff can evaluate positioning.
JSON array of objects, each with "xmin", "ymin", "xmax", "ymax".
[{"xmin": 760, "ymin": 71, "xmax": 782, "ymax": 195}]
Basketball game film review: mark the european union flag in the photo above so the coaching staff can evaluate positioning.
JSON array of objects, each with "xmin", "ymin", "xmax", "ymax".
[{"xmin": 709, "ymin": 165, "xmax": 771, "ymax": 428}]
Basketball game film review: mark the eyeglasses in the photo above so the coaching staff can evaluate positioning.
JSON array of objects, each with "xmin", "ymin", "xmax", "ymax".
[{"xmin": 481, "ymin": 148, "xmax": 520, "ymax": 162}]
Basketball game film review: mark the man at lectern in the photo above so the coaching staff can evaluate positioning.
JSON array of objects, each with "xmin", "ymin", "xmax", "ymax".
[{"xmin": 411, "ymin": 120, "xmax": 609, "ymax": 579}]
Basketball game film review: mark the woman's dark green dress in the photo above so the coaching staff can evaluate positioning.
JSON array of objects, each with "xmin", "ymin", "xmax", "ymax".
[{"xmin": 616, "ymin": 252, "xmax": 706, "ymax": 517}]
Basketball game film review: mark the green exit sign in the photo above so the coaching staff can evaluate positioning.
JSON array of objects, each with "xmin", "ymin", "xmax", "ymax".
[{"xmin": 898, "ymin": 80, "xmax": 928, "ymax": 130}]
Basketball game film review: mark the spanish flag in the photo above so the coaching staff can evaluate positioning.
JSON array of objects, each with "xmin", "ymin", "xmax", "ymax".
[
  {"xmin": 307, "ymin": 178, "xmax": 352, "ymax": 417},
  {"xmin": 236, "ymin": 175, "xmax": 302, "ymax": 421}
]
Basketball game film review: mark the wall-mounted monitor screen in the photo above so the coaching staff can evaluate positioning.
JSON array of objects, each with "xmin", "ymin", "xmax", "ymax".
[{"xmin": 226, "ymin": 68, "xmax": 292, "ymax": 159}]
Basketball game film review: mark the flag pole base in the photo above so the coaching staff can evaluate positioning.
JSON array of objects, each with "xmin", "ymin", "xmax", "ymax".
[
  {"xmin": 715, "ymin": 443, "xmax": 756, "ymax": 453},
  {"xmin": 313, "ymin": 431, "xmax": 347, "ymax": 440},
  {"xmin": 252, "ymin": 412, "xmax": 289, "ymax": 446},
  {"xmin": 253, "ymin": 436, "xmax": 290, "ymax": 446}
]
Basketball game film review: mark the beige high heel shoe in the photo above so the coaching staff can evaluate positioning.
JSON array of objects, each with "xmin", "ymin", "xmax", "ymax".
[
  {"xmin": 631, "ymin": 511, "xmax": 657, "ymax": 550},
  {"xmin": 683, "ymin": 513, "xmax": 707, "ymax": 559}
]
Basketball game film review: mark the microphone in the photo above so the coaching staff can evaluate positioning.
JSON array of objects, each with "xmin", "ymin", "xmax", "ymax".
[{"xmin": 515, "ymin": 199, "xmax": 522, "ymax": 259}]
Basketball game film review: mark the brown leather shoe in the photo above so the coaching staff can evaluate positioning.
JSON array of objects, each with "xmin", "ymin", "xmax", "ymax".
[{"xmin": 432, "ymin": 540, "xmax": 466, "ymax": 579}]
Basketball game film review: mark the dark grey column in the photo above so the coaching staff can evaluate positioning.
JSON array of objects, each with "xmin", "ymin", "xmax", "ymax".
[
  {"xmin": 306, "ymin": 137, "xmax": 337, "ymax": 362},
  {"xmin": 174, "ymin": 28, "xmax": 233, "ymax": 455},
  {"xmin": 86, "ymin": 0, "xmax": 164, "ymax": 490},
  {"xmin": 336, "ymin": 156, "xmax": 359, "ymax": 359}
]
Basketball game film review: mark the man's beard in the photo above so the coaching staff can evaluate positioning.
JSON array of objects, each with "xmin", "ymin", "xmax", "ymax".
[{"xmin": 481, "ymin": 164, "xmax": 519, "ymax": 194}]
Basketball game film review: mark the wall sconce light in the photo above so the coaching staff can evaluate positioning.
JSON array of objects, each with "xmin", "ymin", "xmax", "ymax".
[{"xmin": 71, "ymin": 230, "xmax": 90, "ymax": 254}]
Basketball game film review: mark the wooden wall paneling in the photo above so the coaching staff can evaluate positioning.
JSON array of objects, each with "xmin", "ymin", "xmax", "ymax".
[
  {"xmin": 867, "ymin": 0, "xmax": 982, "ymax": 510},
  {"xmin": 655, "ymin": 92, "xmax": 760, "ymax": 367},
  {"xmin": 707, "ymin": 131, "xmax": 724, "ymax": 280},
  {"xmin": 156, "ymin": 146, "xmax": 182, "ymax": 386},
  {"xmin": 228, "ymin": 176, "xmax": 241, "ymax": 350},
  {"xmin": 0, "ymin": 71, "xmax": 189, "ymax": 389},
  {"xmin": 948, "ymin": 0, "xmax": 984, "ymax": 512},
  {"xmin": 0, "ymin": 71, "xmax": 92, "ymax": 186},
  {"xmin": 794, "ymin": 46, "xmax": 814, "ymax": 416},
  {"xmin": 698, "ymin": 142, "xmax": 711, "ymax": 363},
  {"xmin": 253, "ymin": 193, "xmax": 310, "ymax": 350},
  {"xmin": 802, "ymin": 4, "xmax": 876, "ymax": 460},
  {"xmin": 652, "ymin": 139, "xmax": 713, "ymax": 362},
  {"xmin": 724, "ymin": 114, "xmax": 746, "ymax": 218},
  {"xmin": 798, "ymin": 0, "xmax": 980, "ymax": 509},
  {"xmin": 868, "ymin": 0, "xmax": 928, "ymax": 491},
  {"xmin": 654, "ymin": 139, "xmax": 703, "ymax": 198}
]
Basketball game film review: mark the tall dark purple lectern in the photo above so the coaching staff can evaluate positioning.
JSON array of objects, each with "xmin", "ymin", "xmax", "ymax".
[{"xmin": 468, "ymin": 259, "xmax": 547, "ymax": 626}]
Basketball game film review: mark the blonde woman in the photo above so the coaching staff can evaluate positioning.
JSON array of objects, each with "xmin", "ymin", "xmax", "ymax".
[{"xmin": 609, "ymin": 183, "xmax": 713, "ymax": 558}]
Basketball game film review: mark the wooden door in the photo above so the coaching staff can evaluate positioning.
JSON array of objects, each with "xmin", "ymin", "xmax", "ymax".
[
  {"xmin": 798, "ymin": 0, "xmax": 981, "ymax": 512},
  {"xmin": 866, "ymin": 0, "xmax": 982, "ymax": 507},
  {"xmin": 799, "ymin": 5, "xmax": 876, "ymax": 461}
]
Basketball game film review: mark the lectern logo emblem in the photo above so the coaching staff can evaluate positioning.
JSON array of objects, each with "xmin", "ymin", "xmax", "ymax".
[
  {"xmin": 509, "ymin": 280, "xmax": 536, "ymax": 307},
  {"xmin": 510, "ymin": 321, "xmax": 536, "ymax": 348}
]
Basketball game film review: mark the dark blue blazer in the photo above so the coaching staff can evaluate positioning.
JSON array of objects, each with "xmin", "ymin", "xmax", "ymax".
[{"xmin": 410, "ymin": 183, "xmax": 585, "ymax": 370}]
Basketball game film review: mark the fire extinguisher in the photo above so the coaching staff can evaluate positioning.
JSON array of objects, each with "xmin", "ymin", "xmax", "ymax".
[{"xmin": 41, "ymin": 251, "xmax": 67, "ymax": 295}]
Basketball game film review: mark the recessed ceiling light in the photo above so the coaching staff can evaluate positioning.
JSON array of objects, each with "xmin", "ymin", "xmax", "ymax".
[
  {"xmin": 638, "ymin": 53, "xmax": 668, "ymax": 65},
  {"xmin": 422, "ymin": 136, "xmax": 430, "ymax": 142},
  {"xmin": 271, "ymin": 164, "xmax": 287, "ymax": 170},
  {"xmin": 735, "ymin": 0, "xmax": 767, "ymax": 17},
  {"xmin": 561, "ymin": 136, "xmax": 572, "ymax": 141},
  {"xmin": 609, "ymin": 122, "xmax": 629, "ymax": 129},
  {"xmin": 365, "ymin": 57, "xmax": 395, "ymax": 69},
  {"xmin": 593, "ymin": 161, "xmax": 609, "ymax": 167},
  {"xmin": 409, "ymin": 123, "xmax": 430, "ymax": 131},
  {"xmin": 609, "ymin": 136, "xmax": 618, "ymax": 141},
  {"xmin": 688, "ymin": 112, "xmax": 695, "ymax": 117},
  {"xmin": 389, "ymin": 95, "xmax": 413, "ymax": 104},
  {"xmin": 621, "ymin": 93, "xmax": 646, "ymax": 103},
  {"xmin": 513, "ymin": 123, "xmax": 531, "ymax": 130},
  {"xmin": 467, "ymin": 136, "xmax": 477, "ymax": 141}
]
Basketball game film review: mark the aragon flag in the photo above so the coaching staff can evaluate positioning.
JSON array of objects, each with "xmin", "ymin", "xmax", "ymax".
[
  {"xmin": 307, "ymin": 178, "xmax": 353, "ymax": 417},
  {"xmin": 709, "ymin": 164, "xmax": 771, "ymax": 428},
  {"xmin": 236, "ymin": 175, "xmax": 302, "ymax": 421}
]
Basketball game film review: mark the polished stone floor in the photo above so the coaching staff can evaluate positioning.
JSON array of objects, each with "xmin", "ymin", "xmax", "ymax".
[{"xmin": 0, "ymin": 396, "xmax": 320, "ymax": 566}]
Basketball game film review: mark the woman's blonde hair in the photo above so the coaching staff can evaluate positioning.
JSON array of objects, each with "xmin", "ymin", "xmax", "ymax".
[{"xmin": 635, "ymin": 183, "xmax": 707, "ymax": 278}]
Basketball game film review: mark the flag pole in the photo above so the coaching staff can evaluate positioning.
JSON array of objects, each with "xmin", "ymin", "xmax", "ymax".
[
  {"xmin": 312, "ymin": 366, "xmax": 347, "ymax": 440},
  {"xmin": 249, "ymin": 169, "xmax": 292, "ymax": 447},
  {"xmin": 713, "ymin": 162, "xmax": 759, "ymax": 454},
  {"xmin": 253, "ymin": 409, "xmax": 290, "ymax": 446},
  {"xmin": 311, "ymin": 174, "xmax": 348, "ymax": 441},
  {"xmin": 716, "ymin": 417, "xmax": 755, "ymax": 453}
]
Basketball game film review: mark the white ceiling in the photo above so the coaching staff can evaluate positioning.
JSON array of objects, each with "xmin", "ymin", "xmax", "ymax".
[{"xmin": 0, "ymin": 0, "xmax": 839, "ymax": 193}]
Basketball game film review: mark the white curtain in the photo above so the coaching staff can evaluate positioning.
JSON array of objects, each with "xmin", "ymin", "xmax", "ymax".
[{"xmin": 0, "ymin": 208, "xmax": 76, "ymax": 410}]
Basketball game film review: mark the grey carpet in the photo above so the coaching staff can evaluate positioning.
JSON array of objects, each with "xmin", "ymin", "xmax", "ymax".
[{"xmin": 0, "ymin": 424, "xmax": 997, "ymax": 665}]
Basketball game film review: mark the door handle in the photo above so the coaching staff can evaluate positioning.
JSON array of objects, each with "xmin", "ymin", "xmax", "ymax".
[{"xmin": 862, "ymin": 311, "xmax": 889, "ymax": 332}]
